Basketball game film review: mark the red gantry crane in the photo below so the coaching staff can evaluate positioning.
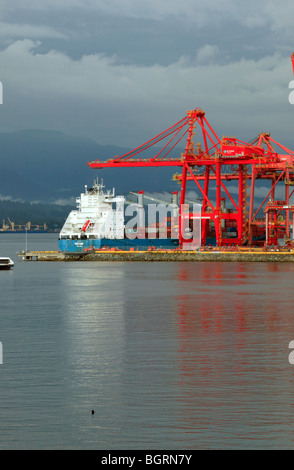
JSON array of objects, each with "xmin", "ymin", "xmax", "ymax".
[{"xmin": 88, "ymin": 56, "xmax": 294, "ymax": 249}]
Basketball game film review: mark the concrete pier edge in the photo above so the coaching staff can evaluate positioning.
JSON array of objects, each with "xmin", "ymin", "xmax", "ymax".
[{"xmin": 18, "ymin": 249, "xmax": 294, "ymax": 262}]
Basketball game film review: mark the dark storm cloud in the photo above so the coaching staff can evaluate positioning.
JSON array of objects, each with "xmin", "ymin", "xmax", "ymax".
[{"xmin": 1, "ymin": 0, "xmax": 294, "ymax": 148}]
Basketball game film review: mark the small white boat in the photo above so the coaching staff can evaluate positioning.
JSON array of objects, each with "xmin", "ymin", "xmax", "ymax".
[{"xmin": 0, "ymin": 257, "xmax": 14, "ymax": 270}]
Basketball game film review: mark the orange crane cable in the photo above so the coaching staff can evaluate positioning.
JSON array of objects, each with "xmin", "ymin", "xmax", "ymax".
[
  {"xmin": 114, "ymin": 116, "xmax": 189, "ymax": 161},
  {"xmin": 201, "ymin": 115, "xmax": 221, "ymax": 144},
  {"xmin": 153, "ymin": 123, "xmax": 189, "ymax": 160},
  {"xmin": 117, "ymin": 122, "xmax": 189, "ymax": 161},
  {"xmin": 252, "ymin": 168, "xmax": 286, "ymax": 220},
  {"xmin": 266, "ymin": 136, "xmax": 294, "ymax": 156}
]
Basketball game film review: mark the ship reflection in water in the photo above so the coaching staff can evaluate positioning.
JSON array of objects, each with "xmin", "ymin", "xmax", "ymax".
[
  {"xmin": 59, "ymin": 261, "xmax": 294, "ymax": 449},
  {"xmin": 2, "ymin": 245, "xmax": 293, "ymax": 449}
]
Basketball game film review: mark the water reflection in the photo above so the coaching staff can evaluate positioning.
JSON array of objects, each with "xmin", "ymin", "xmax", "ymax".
[
  {"xmin": 3, "ymin": 256, "xmax": 293, "ymax": 449},
  {"xmin": 60, "ymin": 263, "xmax": 127, "ymax": 447},
  {"xmin": 58, "ymin": 261, "xmax": 294, "ymax": 449},
  {"xmin": 174, "ymin": 262, "xmax": 294, "ymax": 449}
]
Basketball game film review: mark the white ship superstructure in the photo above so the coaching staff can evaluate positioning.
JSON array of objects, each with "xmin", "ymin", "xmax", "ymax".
[{"xmin": 59, "ymin": 178, "xmax": 125, "ymax": 243}]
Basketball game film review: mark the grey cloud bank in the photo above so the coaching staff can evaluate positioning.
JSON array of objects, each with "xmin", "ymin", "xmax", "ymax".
[{"xmin": 0, "ymin": 0, "xmax": 294, "ymax": 149}]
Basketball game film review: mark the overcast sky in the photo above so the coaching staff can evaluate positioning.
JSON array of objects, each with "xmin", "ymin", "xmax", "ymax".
[{"xmin": 1, "ymin": 0, "xmax": 294, "ymax": 150}]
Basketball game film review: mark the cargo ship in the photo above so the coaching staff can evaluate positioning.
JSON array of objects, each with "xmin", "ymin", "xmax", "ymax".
[{"xmin": 58, "ymin": 179, "xmax": 179, "ymax": 252}]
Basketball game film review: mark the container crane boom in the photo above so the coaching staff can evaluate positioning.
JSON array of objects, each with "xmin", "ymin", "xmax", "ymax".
[{"xmin": 87, "ymin": 53, "xmax": 294, "ymax": 247}]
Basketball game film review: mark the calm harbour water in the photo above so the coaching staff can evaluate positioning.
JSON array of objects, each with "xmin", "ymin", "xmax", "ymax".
[{"xmin": 1, "ymin": 233, "xmax": 294, "ymax": 449}]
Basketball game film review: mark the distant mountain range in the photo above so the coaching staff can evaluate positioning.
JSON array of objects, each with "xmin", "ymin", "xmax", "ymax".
[{"xmin": 0, "ymin": 129, "xmax": 179, "ymax": 203}]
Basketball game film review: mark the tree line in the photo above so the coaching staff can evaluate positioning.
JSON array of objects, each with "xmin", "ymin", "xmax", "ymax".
[{"xmin": 0, "ymin": 199, "xmax": 73, "ymax": 230}]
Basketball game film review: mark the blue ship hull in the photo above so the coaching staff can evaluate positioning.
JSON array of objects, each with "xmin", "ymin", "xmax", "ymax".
[{"xmin": 58, "ymin": 237, "xmax": 179, "ymax": 253}]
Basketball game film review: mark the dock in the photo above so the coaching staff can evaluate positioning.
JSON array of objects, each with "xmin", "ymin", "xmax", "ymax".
[{"xmin": 18, "ymin": 248, "xmax": 294, "ymax": 262}]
